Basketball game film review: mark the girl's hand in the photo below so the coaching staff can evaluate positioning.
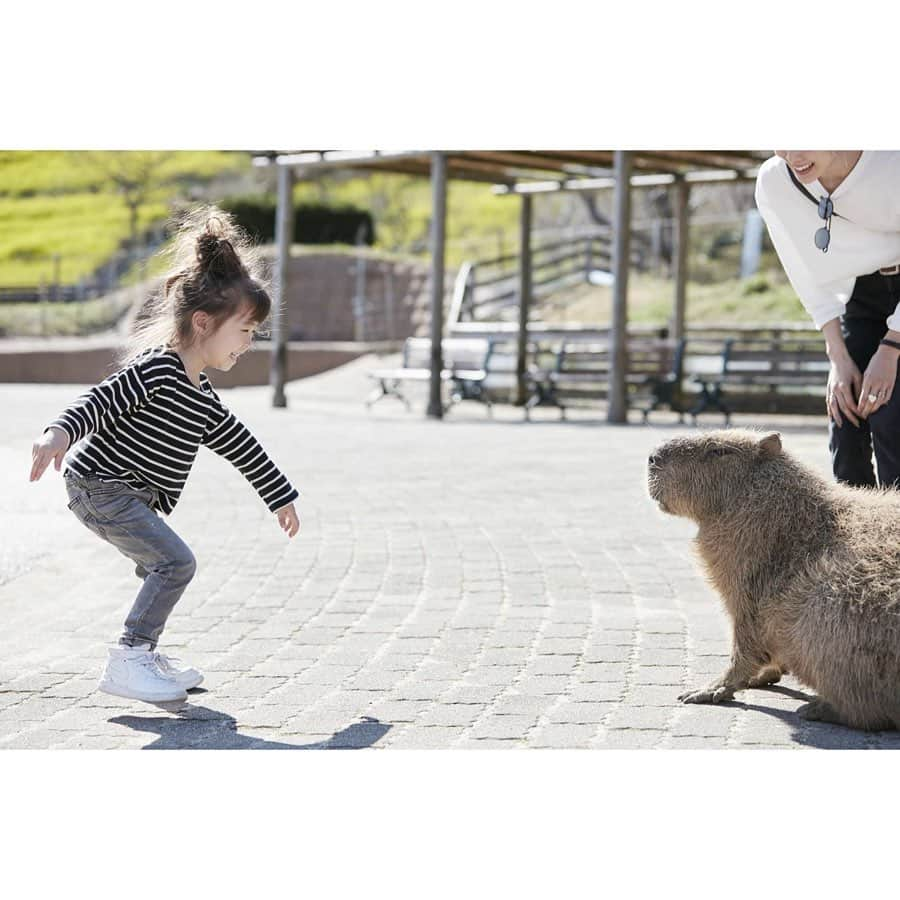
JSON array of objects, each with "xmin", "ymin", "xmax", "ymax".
[
  {"xmin": 859, "ymin": 346, "xmax": 900, "ymax": 419},
  {"xmin": 30, "ymin": 427, "xmax": 70, "ymax": 482},
  {"xmin": 276, "ymin": 503, "xmax": 300, "ymax": 538},
  {"xmin": 827, "ymin": 356, "xmax": 862, "ymax": 428}
]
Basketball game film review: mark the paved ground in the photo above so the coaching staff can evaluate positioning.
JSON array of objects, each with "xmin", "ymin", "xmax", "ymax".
[{"xmin": 3, "ymin": 355, "xmax": 899, "ymax": 750}]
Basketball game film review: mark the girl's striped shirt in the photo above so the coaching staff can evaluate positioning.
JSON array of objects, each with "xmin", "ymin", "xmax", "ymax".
[{"xmin": 47, "ymin": 348, "xmax": 299, "ymax": 516}]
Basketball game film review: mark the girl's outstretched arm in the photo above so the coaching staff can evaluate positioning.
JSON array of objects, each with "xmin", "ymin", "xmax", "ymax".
[{"xmin": 202, "ymin": 391, "xmax": 300, "ymax": 517}]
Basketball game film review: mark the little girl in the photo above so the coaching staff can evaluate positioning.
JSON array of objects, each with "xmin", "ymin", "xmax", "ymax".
[{"xmin": 29, "ymin": 207, "xmax": 300, "ymax": 705}]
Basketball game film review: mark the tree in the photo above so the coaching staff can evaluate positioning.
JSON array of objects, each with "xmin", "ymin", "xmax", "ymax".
[{"xmin": 79, "ymin": 151, "xmax": 176, "ymax": 248}]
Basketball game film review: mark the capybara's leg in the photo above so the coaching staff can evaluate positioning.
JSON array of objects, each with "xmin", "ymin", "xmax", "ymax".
[
  {"xmin": 797, "ymin": 698, "xmax": 849, "ymax": 725},
  {"xmin": 679, "ymin": 619, "xmax": 768, "ymax": 704},
  {"xmin": 678, "ymin": 661, "xmax": 756, "ymax": 704},
  {"xmin": 748, "ymin": 664, "xmax": 784, "ymax": 688}
]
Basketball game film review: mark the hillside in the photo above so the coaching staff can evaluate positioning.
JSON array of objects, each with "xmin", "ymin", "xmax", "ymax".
[{"xmin": 0, "ymin": 151, "xmax": 249, "ymax": 287}]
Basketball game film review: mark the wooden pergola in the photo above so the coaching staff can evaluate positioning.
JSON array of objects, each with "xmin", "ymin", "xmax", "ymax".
[{"xmin": 252, "ymin": 150, "xmax": 770, "ymax": 421}]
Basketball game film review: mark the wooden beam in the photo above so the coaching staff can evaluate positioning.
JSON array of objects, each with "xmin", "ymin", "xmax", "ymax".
[
  {"xmin": 427, "ymin": 152, "xmax": 448, "ymax": 419},
  {"xmin": 608, "ymin": 151, "xmax": 632, "ymax": 424},
  {"xmin": 516, "ymin": 194, "xmax": 533, "ymax": 406},
  {"xmin": 672, "ymin": 176, "xmax": 691, "ymax": 344},
  {"xmin": 271, "ymin": 164, "xmax": 293, "ymax": 408},
  {"xmin": 637, "ymin": 149, "xmax": 767, "ymax": 171},
  {"xmin": 463, "ymin": 150, "xmax": 598, "ymax": 174}
]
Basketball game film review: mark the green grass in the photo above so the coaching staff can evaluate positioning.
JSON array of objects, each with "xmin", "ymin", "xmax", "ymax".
[
  {"xmin": 0, "ymin": 151, "xmax": 249, "ymax": 286},
  {"xmin": 543, "ymin": 268, "xmax": 807, "ymax": 327},
  {"xmin": 293, "ymin": 173, "xmax": 520, "ymax": 266},
  {"xmin": 0, "ymin": 151, "xmax": 246, "ymax": 197}
]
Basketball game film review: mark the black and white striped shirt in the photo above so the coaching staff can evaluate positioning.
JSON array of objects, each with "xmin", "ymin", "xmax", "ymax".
[{"xmin": 48, "ymin": 348, "xmax": 299, "ymax": 516}]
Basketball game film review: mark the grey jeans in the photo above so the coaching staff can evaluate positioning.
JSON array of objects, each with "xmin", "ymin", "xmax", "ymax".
[{"xmin": 64, "ymin": 472, "xmax": 197, "ymax": 650}]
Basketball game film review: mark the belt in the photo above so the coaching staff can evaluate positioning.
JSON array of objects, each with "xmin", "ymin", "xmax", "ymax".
[{"xmin": 880, "ymin": 264, "xmax": 900, "ymax": 276}]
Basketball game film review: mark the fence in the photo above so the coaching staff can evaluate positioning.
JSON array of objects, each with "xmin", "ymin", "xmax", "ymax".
[
  {"xmin": 0, "ymin": 226, "xmax": 167, "ymax": 305},
  {"xmin": 448, "ymin": 231, "xmax": 647, "ymax": 324}
]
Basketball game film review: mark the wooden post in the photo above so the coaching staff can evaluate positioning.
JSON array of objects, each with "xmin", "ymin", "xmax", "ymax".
[
  {"xmin": 271, "ymin": 163, "xmax": 294, "ymax": 408},
  {"xmin": 427, "ymin": 151, "xmax": 447, "ymax": 419},
  {"xmin": 516, "ymin": 193, "xmax": 533, "ymax": 405},
  {"xmin": 608, "ymin": 151, "xmax": 632, "ymax": 424},
  {"xmin": 672, "ymin": 175, "xmax": 690, "ymax": 344}
]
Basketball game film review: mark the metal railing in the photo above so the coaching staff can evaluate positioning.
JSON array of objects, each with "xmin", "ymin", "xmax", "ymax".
[
  {"xmin": 0, "ymin": 226, "xmax": 167, "ymax": 305},
  {"xmin": 447, "ymin": 232, "xmax": 646, "ymax": 326}
]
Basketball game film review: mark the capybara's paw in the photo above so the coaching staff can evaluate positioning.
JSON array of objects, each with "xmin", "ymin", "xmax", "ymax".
[
  {"xmin": 678, "ymin": 685, "xmax": 734, "ymax": 704},
  {"xmin": 748, "ymin": 666, "xmax": 783, "ymax": 688},
  {"xmin": 797, "ymin": 698, "xmax": 844, "ymax": 724}
]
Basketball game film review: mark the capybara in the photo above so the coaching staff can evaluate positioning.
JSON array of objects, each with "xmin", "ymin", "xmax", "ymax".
[{"xmin": 647, "ymin": 428, "xmax": 900, "ymax": 730}]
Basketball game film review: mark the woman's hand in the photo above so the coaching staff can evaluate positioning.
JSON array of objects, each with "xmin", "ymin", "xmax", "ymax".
[
  {"xmin": 30, "ymin": 426, "xmax": 70, "ymax": 481},
  {"xmin": 859, "ymin": 345, "xmax": 900, "ymax": 419},
  {"xmin": 827, "ymin": 356, "xmax": 862, "ymax": 427},
  {"xmin": 276, "ymin": 502, "xmax": 300, "ymax": 538}
]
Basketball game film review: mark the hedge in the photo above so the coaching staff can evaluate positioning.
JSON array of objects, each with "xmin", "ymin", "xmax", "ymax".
[{"xmin": 220, "ymin": 196, "xmax": 375, "ymax": 246}]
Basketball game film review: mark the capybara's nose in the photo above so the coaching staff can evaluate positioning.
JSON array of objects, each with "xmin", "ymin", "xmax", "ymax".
[{"xmin": 648, "ymin": 451, "xmax": 660, "ymax": 467}]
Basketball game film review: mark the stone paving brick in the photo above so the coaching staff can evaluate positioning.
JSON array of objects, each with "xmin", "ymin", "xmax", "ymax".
[
  {"xmin": 663, "ymin": 735, "xmax": 728, "ymax": 749},
  {"xmin": 527, "ymin": 724, "xmax": 598, "ymax": 748},
  {"xmin": 606, "ymin": 706, "xmax": 675, "ymax": 731},
  {"xmin": 637, "ymin": 648, "xmax": 687, "ymax": 667},
  {"xmin": 418, "ymin": 704, "xmax": 486, "ymax": 727},
  {"xmin": 624, "ymin": 685, "xmax": 682, "ymax": 707},
  {"xmin": 513, "ymin": 675, "xmax": 571, "ymax": 695},
  {"xmin": 384, "ymin": 726, "xmax": 467, "ymax": 749},
  {"xmin": 367, "ymin": 700, "xmax": 432, "ymax": 722},
  {"xmin": 441, "ymin": 685, "xmax": 503, "ymax": 705},
  {"xmin": 547, "ymin": 702, "xmax": 615, "ymax": 725},
  {"xmin": 669, "ymin": 706, "xmax": 737, "ymax": 738},
  {"xmin": 570, "ymin": 682, "xmax": 623, "ymax": 703},
  {"xmin": 632, "ymin": 666, "xmax": 687, "ymax": 686},
  {"xmin": 471, "ymin": 715, "xmax": 539, "ymax": 740},
  {"xmin": 596, "ymin": 729, "xmax": 667, "ymax": 749},
  {"xmin": 390, "ymin": 680, "xmax": 456, "ymax": 701},
  {"xmin": 490, "ymin": 694, "xmax": 555, "ymax": 716},
  {"xmin": 580, "ymin": 662, "xmax": 630, "ymax": 682},
  {"xmin": 461, "ymin": 665, "xmax": 522, "ymax": 686},
  {"xmin": 584, "ymin": 645, "xmax": 632, "ymax": 663},
  {"xmin": 527, "ymin": 655, "xmax": 579, "ymax": 677}
]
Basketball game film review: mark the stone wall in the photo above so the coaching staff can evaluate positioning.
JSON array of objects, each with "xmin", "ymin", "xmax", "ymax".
[
  {"xmin": 0, "ymin": 341, "xmax": 388, "ymax": 387},
  {"xmin": 279, "ymin": 252, "xmax": 432, "ymax": 342}
]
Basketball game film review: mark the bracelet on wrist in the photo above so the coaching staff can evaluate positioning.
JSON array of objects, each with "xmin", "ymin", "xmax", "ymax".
[{"xmin": 879, "ymin": 338, "xmax": 900, "ymax": 351}]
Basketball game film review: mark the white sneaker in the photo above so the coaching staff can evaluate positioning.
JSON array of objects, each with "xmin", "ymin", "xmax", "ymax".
[
  {"xmin": 154, "ymin": 652, "xmax": 204, "ymax": 690},
  {"xmin": 98, "ymin": 647, "xmax": 188, "ymax": 703}
]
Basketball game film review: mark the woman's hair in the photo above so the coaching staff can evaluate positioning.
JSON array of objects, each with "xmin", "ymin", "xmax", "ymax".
[{"xmin": 120, "ymin": 206, "xmax": 272, "ymax": 366}]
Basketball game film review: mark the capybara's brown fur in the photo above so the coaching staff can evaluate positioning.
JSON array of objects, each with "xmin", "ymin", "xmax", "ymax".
[{"xmin": 647, "ymin": 428, "xmax": 900, "ymax": 731}]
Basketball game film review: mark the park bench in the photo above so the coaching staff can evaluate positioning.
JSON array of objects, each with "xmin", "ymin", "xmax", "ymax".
[
  {"xmin": 689, "ymin": 336, "xmax": 829, "ymax": 425},
  {"xmin": 366, "ymin": 336, "xmax": 545, "ymax": 415},
  {"xmin": 535, "ymin": 337, "xmax": 686, "ymax": 421},
  {"xmin": 366, "ymin": 337, "xmax": 492, "ymax": 412}
]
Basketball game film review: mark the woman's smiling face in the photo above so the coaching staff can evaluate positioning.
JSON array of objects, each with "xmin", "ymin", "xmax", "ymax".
[{"xmin": 774, "ymin": 150, "xmax": 841, "ymax": 184}]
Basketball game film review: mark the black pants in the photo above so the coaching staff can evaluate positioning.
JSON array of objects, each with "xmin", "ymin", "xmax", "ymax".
[{"xmin": 828, "ymin": 271, "xmax": 900, "ymax": 488}]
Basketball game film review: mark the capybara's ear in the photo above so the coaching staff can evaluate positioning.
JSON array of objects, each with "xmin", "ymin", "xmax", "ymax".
[{"xmin": 759, "ymin": 432, "xmax": 782, "ymax": 457}]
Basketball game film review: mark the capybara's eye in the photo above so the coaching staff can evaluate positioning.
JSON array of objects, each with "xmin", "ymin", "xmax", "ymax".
[{"xmin": 705, "ymin": 446, "xmax": 732, "ymax": 458}]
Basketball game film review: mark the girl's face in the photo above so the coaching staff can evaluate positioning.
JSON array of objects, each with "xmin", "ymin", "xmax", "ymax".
[
  {"xmin": 196, "ymin": 305, "xmax": 259, "ymax": 372},
  {"xmin": 774, "ymin": 150, "xmax": 841, "ymax": 184}
]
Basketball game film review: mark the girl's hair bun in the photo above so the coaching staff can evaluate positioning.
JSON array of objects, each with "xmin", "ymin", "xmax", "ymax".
[{"xmin": 196, "ymin": 222, "xmax": 244, "ymax": 284}]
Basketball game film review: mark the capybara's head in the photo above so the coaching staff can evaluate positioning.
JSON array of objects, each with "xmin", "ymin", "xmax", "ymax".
[{"xmin": 647, "ymin": 429, "xmax": 783, "ymax": 522}]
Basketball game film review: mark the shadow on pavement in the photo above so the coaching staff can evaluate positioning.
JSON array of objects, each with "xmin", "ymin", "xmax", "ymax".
[
  {"xmin": 725, "ymin": 685, "xmax": 900, "ymax": 749},
  {"xmin": 109, "ymin": 706, "xmax": 391, "ymax": 750}
]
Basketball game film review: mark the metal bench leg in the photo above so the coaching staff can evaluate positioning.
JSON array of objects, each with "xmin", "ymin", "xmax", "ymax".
[{"xmin": 366, "ymin": 379, "xmax": 411, "ymax": 411}]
